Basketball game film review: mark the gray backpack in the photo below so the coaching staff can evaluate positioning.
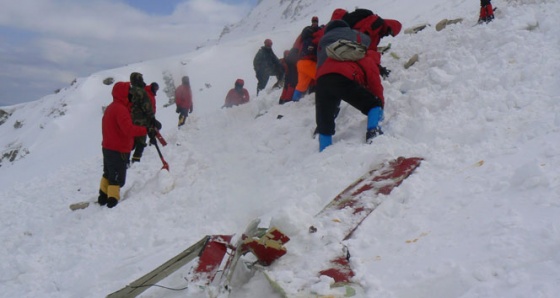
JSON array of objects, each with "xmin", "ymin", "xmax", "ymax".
[{"xmin": 326, "ymin": 39, "xmax": 367, "ymax": 61}]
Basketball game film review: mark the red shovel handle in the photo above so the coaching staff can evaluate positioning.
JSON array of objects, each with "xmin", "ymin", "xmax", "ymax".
[
  {"xmin": 153, "ymin": 141, "xmax": 169, "ymax": 171},
  {"xmin": 156, "ymin": 131, "xmax": 167, "ymax": 146}
]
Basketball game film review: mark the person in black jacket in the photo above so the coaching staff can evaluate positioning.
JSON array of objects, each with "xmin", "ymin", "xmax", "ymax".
[{"xmin": 253, "ymin": 39, "xmax": 284, "ymax": 95}]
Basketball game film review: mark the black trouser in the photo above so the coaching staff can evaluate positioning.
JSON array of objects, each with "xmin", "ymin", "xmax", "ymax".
[
  {"xmin": 256, "ymin": 70, "xmax": 271, "ymax": 93},
  {"xmin": 102, "ymin": 148, "xmax": 129, "ymax": 187},
  {"xmin": 256, "ymin": 69, "xmax": 283, "ymax": 93},
  {"xmin": 132, "ymin": 135, "xmax": 147, "ymax": 160},
  {"xmin": 315, "ymin": 74, "xmax": 382, "ymax": 136}
]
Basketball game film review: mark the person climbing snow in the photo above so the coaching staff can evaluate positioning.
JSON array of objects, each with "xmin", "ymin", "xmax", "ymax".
[{"xmin": 315, "ymin": 20, "xmax": 385, "ymax": 152}]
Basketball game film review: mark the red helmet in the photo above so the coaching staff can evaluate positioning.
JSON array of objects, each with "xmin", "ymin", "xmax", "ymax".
[
  {"xmin": 264, "ymin": 39, "xmax": 273, "ymax": 47},
  {"xmin": 235, "ymin": 79, "xmax": 244, "ymax": 86}
]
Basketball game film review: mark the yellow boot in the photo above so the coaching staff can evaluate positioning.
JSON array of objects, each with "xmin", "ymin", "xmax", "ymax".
[
  {"xmin": 106, "ymin": 184, "xmax": 120, "ymax": 208},
  {"xmin": 178, "ymin": 114, "xmax": 186, "ymax": 127},
  {"xmin": 98, "ymin": 177, "xmax": 109, "ymax": 205}
]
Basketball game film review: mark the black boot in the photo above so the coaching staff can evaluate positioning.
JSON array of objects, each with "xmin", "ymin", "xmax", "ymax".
[
  {"xmin": 98, "ymin": 190, "xmax": 108, "ymax": 206},
  {"xmin": 107, "ymin": 197, "xmax": 118, "ymax": 208},
  {"xmin": 366, "ymin": 127, "xmax": 384, "ymax": 144}
]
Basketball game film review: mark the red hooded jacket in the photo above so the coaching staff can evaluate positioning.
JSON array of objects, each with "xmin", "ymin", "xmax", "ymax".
[
  {"xmin": 224, "ymin": 79, "xmax": 250, "ymax": 108},
  {"xmin": 316, "ymin": 50, "xmax": 384, "ymax": 105},
  {"xmin": 175, "ymin": 84, "xmax": 193, "ymax": 112},
  {"xmin": 352, "ymin": 16, "xmax": 402, "ymax": 49},
  {"xmin": 102, "ymin": 82, "xmax": 147, "ymax": 153},
  {"xmin": 224, "ymin": 88, "xmax": 250, "ymax": 108}
]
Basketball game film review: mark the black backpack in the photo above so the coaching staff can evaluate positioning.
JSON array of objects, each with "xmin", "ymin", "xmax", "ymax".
[{"xmin": 342, "ymin": 9, "xmax": 374, "ymax": 28}]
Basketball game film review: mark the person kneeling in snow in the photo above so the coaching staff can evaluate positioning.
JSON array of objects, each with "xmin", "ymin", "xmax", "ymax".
[
  {"xmin": 315, "ymin": 20, "xmax": 385, "ymax": 152},
  {"xmin": 98, "ymin": 82, "xmax": 149, "ymax": 208},
  {"xmin": 223, "ymin": 79, "xmax": 250, "ymax": 108}
]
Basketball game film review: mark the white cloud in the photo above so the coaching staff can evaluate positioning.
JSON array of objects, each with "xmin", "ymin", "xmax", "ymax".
[
  {"xmin": 37, "ymin": 38, "xmax": 91, "ymax": 65},
  {"xmin": 0, "ymin": 0, "xmax": 253, "ymax": 105},
  {"xmin": 174, "ymin": 0, "xmax": 250, "ymax": 24}
]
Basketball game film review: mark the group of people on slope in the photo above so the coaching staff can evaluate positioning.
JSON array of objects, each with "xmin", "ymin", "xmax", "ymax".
[
  {"xmin": 251, "ymin": 1, "xmax": 493, "ymax": 152},
  {"xmin": 251, "ymin": 8, "xmax": 402, "ymax": 152},
  {"xmin": 99, "ymin": 2, "xmax": 496, "ymax": 208},
  {"xmin": 98, "ymin": 71, "xmax": 251, "ymax": 208},
  {"xmin": 251, "ymin": 16, "xmax": 322, "ymax": 105}
]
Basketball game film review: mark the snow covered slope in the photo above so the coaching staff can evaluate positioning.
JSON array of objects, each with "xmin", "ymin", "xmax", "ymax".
[{"xmin": 1, "ymin": 0, "xmax": 560, "ymax": 297}]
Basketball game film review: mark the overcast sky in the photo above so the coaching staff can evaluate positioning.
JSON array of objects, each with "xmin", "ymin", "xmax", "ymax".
[{"xmin": 0, "ymin": 0, "xmax": 257, "ymax": 106}]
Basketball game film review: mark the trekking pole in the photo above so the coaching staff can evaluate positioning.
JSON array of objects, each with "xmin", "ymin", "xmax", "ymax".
[{"xmin": 153, "ymin": 140, "xmax": 170, "ymax": 171}]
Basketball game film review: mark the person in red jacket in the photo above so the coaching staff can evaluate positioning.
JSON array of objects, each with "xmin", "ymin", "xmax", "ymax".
[
  {"xmin": 175, "ymin": 76, "xmax": 193, "ymax": 128},
  {"xmin": 478, "ymin": 0, "xmax": 495, "ymax": 24},
  {"xmin": 315, "ymin": 20, "xmax": 384, "ymax": 152},
  {"xmin": 278, "ymin": 49, "xmax": 299, "ymax": 104},
  {"xmin": 99, "ymin": 82, "xmax": 148, "ymax": 208},
  {"xmin": 144, "ymin": 82, "xmax": 158, "ymax": 114},
  {"xmin": 223, "ymin": 79, "xmax": 250, "ymax": 108}
]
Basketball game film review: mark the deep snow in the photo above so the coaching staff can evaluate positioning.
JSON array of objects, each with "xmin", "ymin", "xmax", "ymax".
[{"xmin": 1, "ymin": 0, "xmax": 560, "ymax": 297}]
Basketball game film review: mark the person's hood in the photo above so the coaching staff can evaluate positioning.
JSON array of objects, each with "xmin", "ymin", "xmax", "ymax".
[
  {"xmin": 112, "ymin": 82, "xmax": 130, "ymax": 106},
  {"xmin": 331, "ymin": 8, "xmax": 347, "ymax": 20},
  {"xmin": 384, "ymin": 19, "xmax": 402, "ymax": 36}
]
